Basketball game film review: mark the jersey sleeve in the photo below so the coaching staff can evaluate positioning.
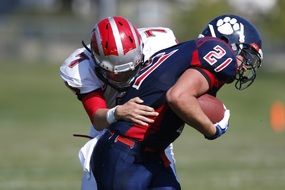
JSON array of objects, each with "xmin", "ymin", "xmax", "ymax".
[
  {"xmin": 138, "ymin": 27, "xmax": 178, "ymax": 61},
  {"xmin": 81, "ymin": 89, "xmax": 107, "ymax": 119},
  {"xmin": 59, "ymin": 47, "xmax": 104, "ymax": 95},
  {"xmin": 195, "ymin": 37, "xmax": 238, "ymax": 84}
]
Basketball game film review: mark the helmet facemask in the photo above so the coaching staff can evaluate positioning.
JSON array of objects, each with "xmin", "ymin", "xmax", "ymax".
[
  {"xmin": 95, "ymin": 56, "xmax": 143, "ymax": 92},
  {"xmin": 235, "ymin": 44, "xmax": 262, "ymax": 90}
]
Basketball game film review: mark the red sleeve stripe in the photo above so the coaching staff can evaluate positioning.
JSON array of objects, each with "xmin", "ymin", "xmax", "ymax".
[
  {"xmin": 81, "ymin": 90, "xmax": 107, "ymax": 119},
  {"xmin": 191, "ymin": 49, "xmax": 201, "ymax": 67}
]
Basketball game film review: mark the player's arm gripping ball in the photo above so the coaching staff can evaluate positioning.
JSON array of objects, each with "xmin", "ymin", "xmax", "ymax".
[
  {"xmin": 198, "ymin": 94, "xmax": 230, "ymax": 140},
  {"xmin": 207, "ymin": 107, "xmax": 230, "ymax": 140}
]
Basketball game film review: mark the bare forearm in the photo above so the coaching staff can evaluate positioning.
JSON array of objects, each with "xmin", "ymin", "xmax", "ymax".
[
  {"xmin": 91, "ymin": 97, "xmax": 159, "ymax": 130},
  {"xmin": 91, "ymin": 109, "xmax": 110, "ymax": 130},
  {"xmin": 167, "ymin": 94, "xmax": 216, "ymax": 137}
]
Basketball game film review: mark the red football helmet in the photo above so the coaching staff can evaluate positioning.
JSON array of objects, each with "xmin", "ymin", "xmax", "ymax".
[{"xmin": 90, "ymin": 16, "xmax": 143, "ymax": 91}]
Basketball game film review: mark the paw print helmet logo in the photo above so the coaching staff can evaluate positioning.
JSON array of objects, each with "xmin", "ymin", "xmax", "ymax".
[{"xmin": 199, "ymin": 15, "xmax": 263, "ymax": 90}]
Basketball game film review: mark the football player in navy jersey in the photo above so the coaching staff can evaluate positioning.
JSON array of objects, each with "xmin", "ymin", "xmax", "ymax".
[{"xmin": 91, "ymin": 15, "xmax": 263, "ymax": 190}]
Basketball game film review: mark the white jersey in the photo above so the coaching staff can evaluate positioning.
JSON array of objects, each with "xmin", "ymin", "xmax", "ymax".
[
  {"xmin": 60, "ymin": 27, "xmax": 178, "ymax": 190},
  {"xmin": 138, "ymin": 27, "xmax": 177, "ymax": 61}
]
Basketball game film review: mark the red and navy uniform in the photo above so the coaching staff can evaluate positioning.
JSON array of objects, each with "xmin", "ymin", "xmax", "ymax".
[
  {"xmin": 111, "ymin": 37, "xmax": 236, "ymax": 149},
  {"xmin": 91, "ymin": 37, "xmax": 237, "ymax": 190}
]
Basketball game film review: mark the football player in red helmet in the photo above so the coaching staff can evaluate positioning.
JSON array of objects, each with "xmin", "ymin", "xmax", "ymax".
[
  {"xmin": 90, "ymin": 16, "xmax": 144, "ymax": 92},
  {"xmin": 60, "ymin": 16, "xmax": 178, "ymax": 190}
]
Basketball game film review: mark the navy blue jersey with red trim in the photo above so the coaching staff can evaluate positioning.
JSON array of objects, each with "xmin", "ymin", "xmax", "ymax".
[{"xmin": 109, "ymin": 37, "xmax": 237, "ymax": 150}]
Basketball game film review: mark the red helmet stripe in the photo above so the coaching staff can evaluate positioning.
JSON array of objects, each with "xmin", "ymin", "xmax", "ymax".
[
  {"xmin": 98, "ymin": 17, "xmax": 118, "ymax": 56},
  {"xmin": 114, "ymin": 16, "xmax": 139, "ymax": 55},
  {"xmin": 109, "ymin": 17, "xmax": 123, "ymax": 56},
  {"xmin": 92, "ymin": 16, "xmax": 141, "ymax": 57}
]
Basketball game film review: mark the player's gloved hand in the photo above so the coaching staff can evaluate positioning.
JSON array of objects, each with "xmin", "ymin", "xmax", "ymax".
[{"xmin": 205, "ymin": 106, "xmax": 230, "ymax": 140}]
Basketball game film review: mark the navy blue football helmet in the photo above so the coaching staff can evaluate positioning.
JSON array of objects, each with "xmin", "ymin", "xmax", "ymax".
[{"xmin": 199, "ymin": 15, "xmax": 263, "ymax": 90}]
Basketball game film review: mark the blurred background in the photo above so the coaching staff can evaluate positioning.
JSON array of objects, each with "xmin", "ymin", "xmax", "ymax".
[{"xmin": 0, "ymin": 0, "xmax": 285, "ymax": 190}]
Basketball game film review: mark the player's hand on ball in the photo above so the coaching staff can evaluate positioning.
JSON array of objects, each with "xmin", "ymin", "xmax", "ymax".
[
  {"xmin": 206, "ymin": 105, "xmax": 230, "ymax": 140},
  {"xmin": 215, "ymin": 105, "xmax": 230, "ymax": 130}
]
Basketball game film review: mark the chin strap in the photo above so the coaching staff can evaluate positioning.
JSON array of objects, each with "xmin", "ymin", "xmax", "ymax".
[{"xmin": 82, "ymin": 40, "xmax": 92, "ymax": 54}]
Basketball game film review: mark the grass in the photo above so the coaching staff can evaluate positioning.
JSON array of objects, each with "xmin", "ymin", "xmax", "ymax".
[
  {"xmin": 0, "ymin": 62, "xmax": 88, "ymax": 190},
  {"xmin": 0, "ymin": 62, "xmax": 285, "ymax": 190}
]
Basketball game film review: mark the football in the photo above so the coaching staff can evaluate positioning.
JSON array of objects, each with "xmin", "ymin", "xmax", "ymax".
[{"xmin": 197, "ymin": 94, "xmax": 225, "ymax": 123}]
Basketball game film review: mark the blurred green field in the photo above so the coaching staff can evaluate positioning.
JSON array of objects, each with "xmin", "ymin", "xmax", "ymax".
[{"xmin": 0, "ymin": 62, "xmax": 285, "ymax": 190}]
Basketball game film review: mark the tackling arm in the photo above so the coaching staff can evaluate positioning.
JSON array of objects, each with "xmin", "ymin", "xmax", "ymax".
[{"xmin": 81, "ymin": 90, "xmax": 159, "ymax": 130}]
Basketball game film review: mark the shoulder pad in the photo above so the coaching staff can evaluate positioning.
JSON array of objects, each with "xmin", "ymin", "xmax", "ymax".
[
  {"xmin": 60, "ymin": 47, "xmax": 103, "ymax": 94},
  {"xmin": 196, "ymin": 37, "xmax": 237, "ymax": 83},
  {"xmin": 138, "ymin": 27, "xmax": 178, "ymax": 61}
]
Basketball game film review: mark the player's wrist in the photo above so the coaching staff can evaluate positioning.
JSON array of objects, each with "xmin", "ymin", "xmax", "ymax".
[{"xmin": 106, "ymin": 106, "xmax": 118, "ymax": 124}]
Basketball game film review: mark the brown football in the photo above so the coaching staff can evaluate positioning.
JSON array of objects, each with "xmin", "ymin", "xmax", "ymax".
[{"xmin": 197, "ymin": 94, "xmax": 225, "ymax": 123}]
